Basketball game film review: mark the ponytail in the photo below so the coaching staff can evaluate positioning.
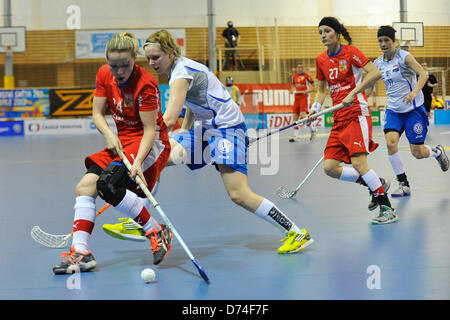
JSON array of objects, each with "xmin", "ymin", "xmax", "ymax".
[
  {"xmin": 318, "ymin": 16, "xmax": 352, "ymax": 45},
  {"xmin": 341, "ymin": 27, "xmax": 352, "ymax": 45}
]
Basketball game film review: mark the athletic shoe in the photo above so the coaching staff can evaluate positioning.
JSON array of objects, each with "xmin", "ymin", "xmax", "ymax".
[
  {"xmin": 102, "ymin": 217, "xmax": 147, "ymax": 242},
  {"xmin": 391, "ymin": 181, "xmax": 411, "ymax": 197},
  {"xmin": 434, "ymin": 145, "xmax": 449, "ymax": 172},
  {"xmin": 368, "ymin": 178, "xmax": 391, "ymax": 211},
  {"xmin": 53, "ymin": 246, "xmax": 97, "ymax": 274},
  {"xmin": 289, "ymin": 136, "xmax": 296, "ymax": 143},
  {"xmin": 146, "ymin": 224, "xmax": 173, "ymax": 265},
  {"xmin": 372, "ymin": 205, "xmax": 398, "ymax": 225},
  {"xmin": 277, "ymin": 229, "xmax": 314, "ymax": 254},
  {"xmin": 309, "ymin": 129, "xmax": 317, "ymax": 141}
]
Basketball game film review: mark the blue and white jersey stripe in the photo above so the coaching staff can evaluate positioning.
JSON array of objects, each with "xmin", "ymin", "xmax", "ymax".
[
  {"xmin": 374, "ymin": 49, "xmax": 424, "ymax": 113},
  {"xmin": 169, "ymin": 57, "xmax": 244, "ymax": 128}
]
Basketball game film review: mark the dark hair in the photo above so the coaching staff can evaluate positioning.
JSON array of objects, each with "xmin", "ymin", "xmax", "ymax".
[
  {"xmin": 319, "ymin": 16, "xmax": 352, "ymax": 45},
  {"xmin": 377, "ymin": 25, "xmax": 396, "ymax": 42}
]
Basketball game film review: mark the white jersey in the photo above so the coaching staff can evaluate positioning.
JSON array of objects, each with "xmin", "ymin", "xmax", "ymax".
[
  {"xmin": 374, "ymin": 49, "xmax": 424, "ymax": 113},
  {"xmin": 169, "ymin": 57, "xmax": 245, "ymax": 129}
]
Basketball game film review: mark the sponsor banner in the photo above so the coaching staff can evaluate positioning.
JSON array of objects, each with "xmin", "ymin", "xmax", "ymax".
[
  {"xmin": 325, "ymin": 111, "xmax": 382, "ymax": 127},
  {"xmin": 159, "ymin": 84, "xmax": 170, "ymax": 114},
  {"xmin": 50, "ymin": 86, "xmax": 167, "ymax": 118},
  {"xmin": 243, "ymin": 113, "xmax": 266, "ymax": 129},
  {"xmin": 85, "ymin": 117, "xmax": 117, "ymax": 134},
  {"xmin": 25, "ymin": 118, "xmax": 86, "ymax": 135},
  {"xmin": 237, "ymin": 83, "xmax": 294, "ymax": 114},
  {"xmin": 267, "ymin": 113, "xmax": 324, "ymax": 131},
  {"xmin": 434, "ymin": 110, "xmax": 450, "ymax": 125},
  {"xmin": 371, "ymin": 111, "xmax": 381, "ymax": 126},
  {"xmin": 0, "ymin": 89, "xmax": 50, "ymax": 118},
  {"xmin": 49, "ymin": 88, "xmax": 95, "ymax": 118},
  {"xmin": 0, "ymin": 120, "xmax": 24, "ymax": 136},
  {"xmin": 76, "ymin": 29, "xmax": 186, "ymax": 59}
]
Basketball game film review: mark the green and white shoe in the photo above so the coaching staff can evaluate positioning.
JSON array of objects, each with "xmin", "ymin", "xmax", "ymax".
[
  {"xmin": 278, "ymin": 229, "xmax": 314, "ymax": 254},
  {"xmin": 102, "ymin": 217, "xmax": 147, "ymax": 242},
  {"xmin": 372, "ymin": 205, "xmax": 398, "ymax": 225}
]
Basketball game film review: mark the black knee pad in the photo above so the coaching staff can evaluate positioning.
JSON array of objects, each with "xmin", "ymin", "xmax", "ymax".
[{"xmin": 96, "ymin": 161, "xmax": 130, "ymax": 206}]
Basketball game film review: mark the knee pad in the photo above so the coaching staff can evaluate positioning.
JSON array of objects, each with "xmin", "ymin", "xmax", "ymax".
[{"xmin": 96, "ymin": 161, "xmax": 130, "ymax": 206}]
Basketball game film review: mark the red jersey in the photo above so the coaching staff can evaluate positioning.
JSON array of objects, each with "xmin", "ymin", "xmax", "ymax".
[
  {"xmin": 316, "ymin": 45, "xmax": 370, "ymax": 121},
  {"xmin": 94, "ymin": 64, "xmax": 168, "ymax": 146},
  {"xmin": 292, "ymin": 72, "xmax": 314, "ymax": 95}
]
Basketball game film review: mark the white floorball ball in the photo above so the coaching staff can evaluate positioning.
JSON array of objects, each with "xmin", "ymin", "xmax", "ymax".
[{"xmin": 141, "ymin": 268, "xmax": 156, "ymax": 283}]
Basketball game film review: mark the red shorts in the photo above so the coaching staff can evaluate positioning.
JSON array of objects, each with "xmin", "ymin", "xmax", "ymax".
[
  {"xmin": 293, "ymin": 94, "xmax": 310, "ymax": 114},
  {"xmin": 324, "ymin": 115, "xmax": 378, "ymax": 164},
  {"xmin": 85, "ymin": 140, "xmax": 170, "ymax": 197}
]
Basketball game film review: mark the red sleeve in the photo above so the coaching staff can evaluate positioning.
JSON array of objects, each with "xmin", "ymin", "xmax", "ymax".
[
  {"xmin": 316, "ymin": 57, "xmax": 325, "ymax": 81},
  {"xmin": 349, "ymin": 46, "xmax": 369, "ymax": 68},
  {"xmin": 138, "ymin": 83, "xmax": 159, "ymax": 112},
  {"xmin": 306, "ymin": 73, "xmax": 314, "ymax": 83},
  {"xmin": 94, "ymin": 67, "xmax": 107, "ymax": 98}
]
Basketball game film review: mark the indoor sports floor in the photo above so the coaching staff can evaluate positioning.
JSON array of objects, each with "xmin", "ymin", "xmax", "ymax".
[{"xmin": 0, "ymin": 124, "xmax": 449, "ymax": 300}]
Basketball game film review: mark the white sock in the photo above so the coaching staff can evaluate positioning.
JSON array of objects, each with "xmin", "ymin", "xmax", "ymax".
[
  {"xmin": 137, "ymin": 197, "xmax": 161, "ymax": 230},
  {"xmin": 293, "ymin": 126, "xmax": 299, "ymax": 137},
  {"xmin": 426, "ymin": 145, "xmax": 440, "ymax": 158},
  {"xmin": 72, "ymin": 196, "xmax": 96, "ymax": 253},
  {"xmin": 361, "ymin": 169, "xmax": 383, "ymax": 195},
  {"xmin": 115, "ymin": 190, "xmax": 161, "ymax": 233},
  {"xmin": 388, "ymin": 152, "xmax": 405, "ymax": 175},
  {"xmin": 139, "ymin": 197, "xmax": 151, "ymax": 209},
  {"xmin": 151, "ymin": 180, "xmax": 159, "ymax": 196},
  {"xmin": 254, "ymin": 198, "xmax": 302, "ymax": 234},
  {"xmin": 339, "ymin": 166, "xmax": 361, "ymax": 183}
]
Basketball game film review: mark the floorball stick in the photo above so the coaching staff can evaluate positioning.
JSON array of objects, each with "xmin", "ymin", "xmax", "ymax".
[
  {"xmin": 120, "ymin": 152, "xmax": 210, "ymax": 284},
  {"xmin": 277, "ymin": 155, "xmax": 324, "ymax": 199},
  {"xmin": 30, "ymin": 203, "xmax": 111, "ymax": 248},
  {"xmin": 250, "ymin": 103, "xmax": 344, "ymax": 144}
]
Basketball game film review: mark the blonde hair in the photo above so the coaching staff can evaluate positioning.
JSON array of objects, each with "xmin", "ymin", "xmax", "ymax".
[
  {"xmin": 144, "ymin": 29, "xmax": 181, "ymax": 58},
  {"xmin": 106, "ymin": 32, "xmax": 140, "ymax": 59}
]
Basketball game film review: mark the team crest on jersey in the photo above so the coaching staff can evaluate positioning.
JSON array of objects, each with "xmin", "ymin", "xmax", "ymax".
[
  {"xmin": 124, "ymin": 94, "xmax": 133, "ymax": 108},
  {"xmin": 392, "ymin": 64, "xmax": 399, "ymax": 72},
  {"xmin": 339, "ymin": 59, "xmax": 347, "ymax": 71},
  {"xmin": 413, "ymin": 122, "xmax": 423, "ymax": 134},
  {"xmin": 217, "ymin": 138, "xmax": 234, "ymax": 155}
]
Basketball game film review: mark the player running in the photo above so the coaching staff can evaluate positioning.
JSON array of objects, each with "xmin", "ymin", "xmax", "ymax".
[
  {"xmin": 104, "ymin": 29, "xmax": 314, "ymax": 254},
  {"xmin": 290, "ymin": 62, "xmax": 316, "ymax": 142},
  {"xmin": 309, "ymin": 17, "xmax": 397, "ymax": 224},
  {"xmin": 53, "ymin": 33, "xmax": 172, "ymax": 274},
  {"xmin": 369, "ymin": 25, "xmax": 448, "ymax": 197}
]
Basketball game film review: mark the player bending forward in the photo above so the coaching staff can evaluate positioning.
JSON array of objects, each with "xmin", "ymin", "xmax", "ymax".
[
  {"xmin": 104, "ymin": 29, "xmax": 314, "ymax": 254},
  {"xmin": 53, "ymin": 33, "xmax": 172, "ymax": 274}
]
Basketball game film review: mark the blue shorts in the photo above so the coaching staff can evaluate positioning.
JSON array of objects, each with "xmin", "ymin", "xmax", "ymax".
[
  {"xmin": 179, "ymin": 107, "xmax": 186, "ymax": 118},
  {"xmin": 384, "ymin": 105, "xmax": 429, "ymax": 144},
  {"xmin": 173, "ymin": 122, "xmax": 249, "ymax": 175}
]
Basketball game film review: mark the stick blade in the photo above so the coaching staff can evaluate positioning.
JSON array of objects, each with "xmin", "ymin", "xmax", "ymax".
[
  {"xmin": 30, "ymin": 226, "xmax": 70, "ymax": 248},
  {"xmin": 276, "ymin": 187, "xmax": 297, "ymax": 199},
  {"xmin": 192, "ymin": 259, "xmax": 210, "ymax": 284}
]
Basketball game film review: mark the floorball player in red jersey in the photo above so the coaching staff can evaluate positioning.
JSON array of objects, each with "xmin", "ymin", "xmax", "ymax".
[
  {"xmin": 53, "ymin": 32, "xmax": 172, "ymax": 274},
  {"xmin": 309, "ymin": 17, "xmax": 397, "ymax": 224}
]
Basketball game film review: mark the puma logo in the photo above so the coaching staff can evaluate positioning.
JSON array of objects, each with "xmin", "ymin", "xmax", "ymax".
[{"xmin": 354, "ymin": 141, "xmax": 362, "ymax": 147}]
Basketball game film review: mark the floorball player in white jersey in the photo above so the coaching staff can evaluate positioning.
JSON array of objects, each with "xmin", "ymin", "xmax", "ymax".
[
  {"xmin": 104, "ymin": 29, "xmax": 314, "ymax": 254},
  {"xmin": 370, "ymin": 25, "xmax": 449, "ymax": 197}
]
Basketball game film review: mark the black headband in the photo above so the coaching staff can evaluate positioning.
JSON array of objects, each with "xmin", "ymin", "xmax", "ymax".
[
  {"xmin": 318, "ymin": 17, "xmax": 342, "ymax": 34},
  {"xmin": 377, "ymin": 26, "xmax": 396, "ymax": 42}
]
